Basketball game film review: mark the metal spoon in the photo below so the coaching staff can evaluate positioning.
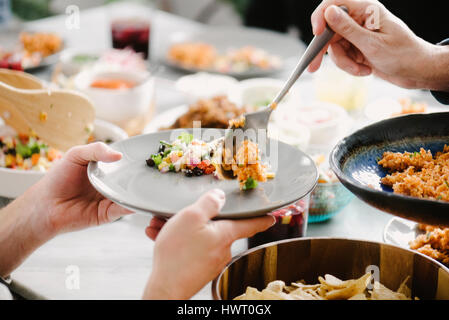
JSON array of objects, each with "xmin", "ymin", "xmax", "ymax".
[{"xmin": 231, "ymin": 6, "xmax": 348, "ymax": 132}]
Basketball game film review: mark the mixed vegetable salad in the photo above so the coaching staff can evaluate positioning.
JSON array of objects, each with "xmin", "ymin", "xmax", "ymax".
[
  {"xmin": 145, "ymin": 133, "xmax": 271, "ymax": 190},
  {"xmin": 0, "ymin": 133, "xmax": 62, "ymax": 171},
  {"xmin": 146, "ymin": 133, "xmax": 216, "ymax": 176}
]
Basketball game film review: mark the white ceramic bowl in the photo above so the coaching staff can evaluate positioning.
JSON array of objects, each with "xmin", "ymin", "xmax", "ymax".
[
  {"xmin": 175, "ymin": 72, "xmax": 238, "ymax": 105},
  {"xmin": 0, "ymin": 119, "xmax": 128, "ymax": 199},
  {"xmin": 273, "ymin": 101, "xmax": 349, "ymax": 147},
  {"xmin": 229, "ymin": 78, "xmax": 300, "ymax": 107},
  {"xmin": 59, "ymin": 48, "xmax": 100, "ymax": 76},
  {"xmin": 268, "ymin": 121, "xmax": 311, "ymax": 151},
  {"xmin": 73, "ymin": 70, "xmax": 155, "ymax": 123}
]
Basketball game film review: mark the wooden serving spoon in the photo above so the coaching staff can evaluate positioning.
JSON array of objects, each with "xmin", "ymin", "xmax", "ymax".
[
  {"xmin": 0, "ymin": 77, "xmax": 95, "ymax": 152},
  {"xmin": 0, "ymin": 69, "xmax": 44, "ymax": 90}
]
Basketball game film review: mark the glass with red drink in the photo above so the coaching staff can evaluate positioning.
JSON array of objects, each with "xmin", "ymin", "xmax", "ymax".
[
  {"xmin": 111, "ymin": 19, "xmax": 151, "ymax": 59},
  {"xmin": 247, "ymin": 196, "xmax": 309, "ymax": 249}
]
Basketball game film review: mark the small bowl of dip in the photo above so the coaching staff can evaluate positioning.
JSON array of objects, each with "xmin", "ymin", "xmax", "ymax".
[{"xmin": 74, "ymin": 69, "xmax": 155, "ymax": 128}]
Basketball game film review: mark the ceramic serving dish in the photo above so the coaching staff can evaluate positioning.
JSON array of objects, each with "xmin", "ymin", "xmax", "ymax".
[
  {"xmin": 330, "ymin": 112, "xmax": 449, "ymax": 226},
  {"xmin": 0, "ymin": 119, "xmax": 128, "ymax": 199}
]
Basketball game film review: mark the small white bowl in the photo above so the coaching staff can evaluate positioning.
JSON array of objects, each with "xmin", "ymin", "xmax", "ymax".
[
  {"xmin": 268, "ymin": 121, "xmax": 311, "ymax": 152},
  {"xmin": 74, "ymin": 70, "xmax": 155, "ymax": 123},
  {"xmin": 175, "ymin": 72, "xmax": 238, "ymax": 105},
  {"xmin": 364, "ymin": 97, "xmax": 403, "ymax": 122},
  {"xmin": 273, "ymin": 101, "xmax": 349, "ymax": 147},
  {"xmin": 0, "ymin": 119, "xmax": 128, "ymax": 199},
  {"xmin": 59, "ymin": 48, "xmax": 100, "ymax": 76},
  {"xmin": 229, "ymin": 78, "xmax": 300, "ymax": 107}
]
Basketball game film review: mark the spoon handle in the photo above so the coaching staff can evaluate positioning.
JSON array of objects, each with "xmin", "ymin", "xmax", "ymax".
[{"xmin": 270, "ymin": 6, "xmax": 348, "ymax": 109}]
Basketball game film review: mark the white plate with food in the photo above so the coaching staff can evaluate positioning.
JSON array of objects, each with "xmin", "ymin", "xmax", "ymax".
[
  {"xmin": 0, "ymin": 30, "xmax": 64, "ymax": 71},
  {"xmin": 144, "ymin": 95, "xmax": 248, "ymax": 133},
  {"xmin": 88, "ymin": 129, "xmax": 318, "ymax": 218},
  {"xmin": 0, "ymin": 119, "xmax": 128, "ymax": 198},
  {"xmin": 161, "ymin": 27, "xmax": 304, "ymax": 78},
  {"xmin": 364, "ymin": 97, "xmax": 447, "ymax": 122},
  {"xmin": 383, "ymin": 217, "xmax": 420, "ymax": 248},
  {"xmin": 143, "ymin": 105, "xmax": 188, "ymax": 133},
  {"xmin": 384, "ymin": 217, "xmax": 449, "ymax": 268}
]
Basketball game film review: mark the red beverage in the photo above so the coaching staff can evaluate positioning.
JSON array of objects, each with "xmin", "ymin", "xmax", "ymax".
[
  {"xmin": 111, "ymin": 19, "xmax": 150, "ymax": 59},
  {"xmin": 247, "ymin": 198, "xmax": 309, "ymax": 249},
  {"xmin": 0, "ymin": 55, "xmax": 23, "ymax": 71}
]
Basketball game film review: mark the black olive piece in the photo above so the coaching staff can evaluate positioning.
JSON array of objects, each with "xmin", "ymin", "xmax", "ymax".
[
  {"xmin": 5, "ymin": 148, "xmax": 16, "ymax": 156},
  {"xmin": 185, "ymin": 169, "xmax": 194, "ymax": 177},
  {"xmin": 0, "ymin": 140, "xmax": 3, "ymax": 148},
  {"xmin": 209, "ymin": 150, "xmax": 214, "ymax": 157},
  {"xmin": 193, "ymin": 166, "xmax": 203, "ymax": 176},
  {"xmin": 158, "ymin": 144, "xmax": 166, "ymax": 153},
  {"xmin": 146, "ymin": 158, "xmax": 155, "ymax": 167}
]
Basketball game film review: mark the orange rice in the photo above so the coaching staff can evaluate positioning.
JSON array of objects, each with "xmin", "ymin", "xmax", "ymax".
[
  {"xmin": 378, "ymin": 145, "xmax": 449, "ymax": 201},
  {"xmin": 168, "ymin": 42, "xmax": 217, "ymax": 69},
  {"xmin": 378, "ymin": 145, "xmax": 449, "ymax": 266},
  {"xmin": 231, "ymin": 140, "xmax": 267, "ymax": 190},
  {"xmin": 409, "ymin": 224, "xmax": 449, "ymax": 267}
]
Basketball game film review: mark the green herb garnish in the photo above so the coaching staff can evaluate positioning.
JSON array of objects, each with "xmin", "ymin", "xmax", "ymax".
[
  {"xmin": 445, "ymin": 180, "xmax": 449, "ymax": 188},
  {"xmin": 243, "ymin": 177, "xmax": 258, "ymax": 190},
  {"xmin": 178, "ymin": 133, "xmax": 194, "ymax": 145},
  {"xmin": 151, "ymin": 154, "xmax": 163, "ymax": 166},
  {"xmin": 159, "ymin": 140, "xmax": 173, "ymax": 148},
  {"xmin": 169, "ymin": 164, "xmax": 175, "ymax": 172}
]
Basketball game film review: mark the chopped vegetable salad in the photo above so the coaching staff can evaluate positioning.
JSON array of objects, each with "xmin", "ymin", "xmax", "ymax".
[
  {"xmin": 146, "ymin": 133, "xmax": 272, "ymax": 190},
  {"xmin": 0, "ymin": 133, "xmax": 62, "ymax": 171}
]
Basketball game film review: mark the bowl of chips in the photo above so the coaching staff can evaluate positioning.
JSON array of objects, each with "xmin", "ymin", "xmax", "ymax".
[{"xmin": 212, "ymin": 237, "xmax": 449, "ymax": 300}]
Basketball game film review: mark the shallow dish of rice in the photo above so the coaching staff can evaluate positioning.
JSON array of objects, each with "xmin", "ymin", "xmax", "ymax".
[
  {"xmin": 378, "ymin": 145, "xmax": 449, "ymax": 202},
  {"xmin": 330, "ymin": 112, "xmax": 449, "ymax": 226}
]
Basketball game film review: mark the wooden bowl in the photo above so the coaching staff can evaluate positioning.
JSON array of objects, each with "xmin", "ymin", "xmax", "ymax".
[{"xmin": 212, "ymin": 238, "xmax": 449, "ymax": 300}]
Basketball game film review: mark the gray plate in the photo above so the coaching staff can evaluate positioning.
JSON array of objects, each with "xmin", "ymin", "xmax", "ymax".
[
  {"xmin": 87, "ymin": 129, "xmax": 318, "ymax": 219},
  {"xmin": 160, "ymin": 27, "xmax": 305, "ymax": 79}
]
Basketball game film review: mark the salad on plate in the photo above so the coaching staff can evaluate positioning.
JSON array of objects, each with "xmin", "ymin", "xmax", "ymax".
[{"xmin": 146, "ymin": 132, "xmax": 273, "ymax": 190}]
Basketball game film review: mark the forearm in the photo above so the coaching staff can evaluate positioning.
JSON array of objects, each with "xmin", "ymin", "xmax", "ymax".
[
  {"xmin": 142, "ymin": 270, "xmax": 189, "ymax": 300},
  {"xmin": 0, "ymin": 184, "xmax": 55, "ymax": 277},
  {"xmin": 419, "ymin": 43, "xmax": 449, "ymax": 92}
]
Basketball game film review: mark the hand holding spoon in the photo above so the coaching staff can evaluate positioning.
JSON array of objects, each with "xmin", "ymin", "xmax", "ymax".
[{"xmin": 230, "ymin": 6, "xmax": 348, "ymax": 132}]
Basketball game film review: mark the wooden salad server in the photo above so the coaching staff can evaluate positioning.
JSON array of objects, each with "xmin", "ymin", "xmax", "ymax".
[
  {"xmin": 0, "ymin": 68, "xmax": 44, "ymax": 90},
  {"xmin": 0, "ymin": 71, "xmax": 95, "ymax": 152}
]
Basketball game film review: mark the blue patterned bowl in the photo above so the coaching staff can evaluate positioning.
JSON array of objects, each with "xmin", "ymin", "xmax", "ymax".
[{"xmin": 330, "ymin": 112, "xmax": 449, "ymax": 226}]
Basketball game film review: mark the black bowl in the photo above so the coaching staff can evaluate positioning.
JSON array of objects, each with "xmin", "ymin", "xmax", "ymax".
[{"xmin": 330, "ymin": 112, "xmax": 449, "ymax": 226}]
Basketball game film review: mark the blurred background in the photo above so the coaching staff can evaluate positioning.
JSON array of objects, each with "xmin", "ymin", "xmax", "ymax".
[{"xmin": 6, "ymin": 0, "xmax": 448, "ymax": 44}]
